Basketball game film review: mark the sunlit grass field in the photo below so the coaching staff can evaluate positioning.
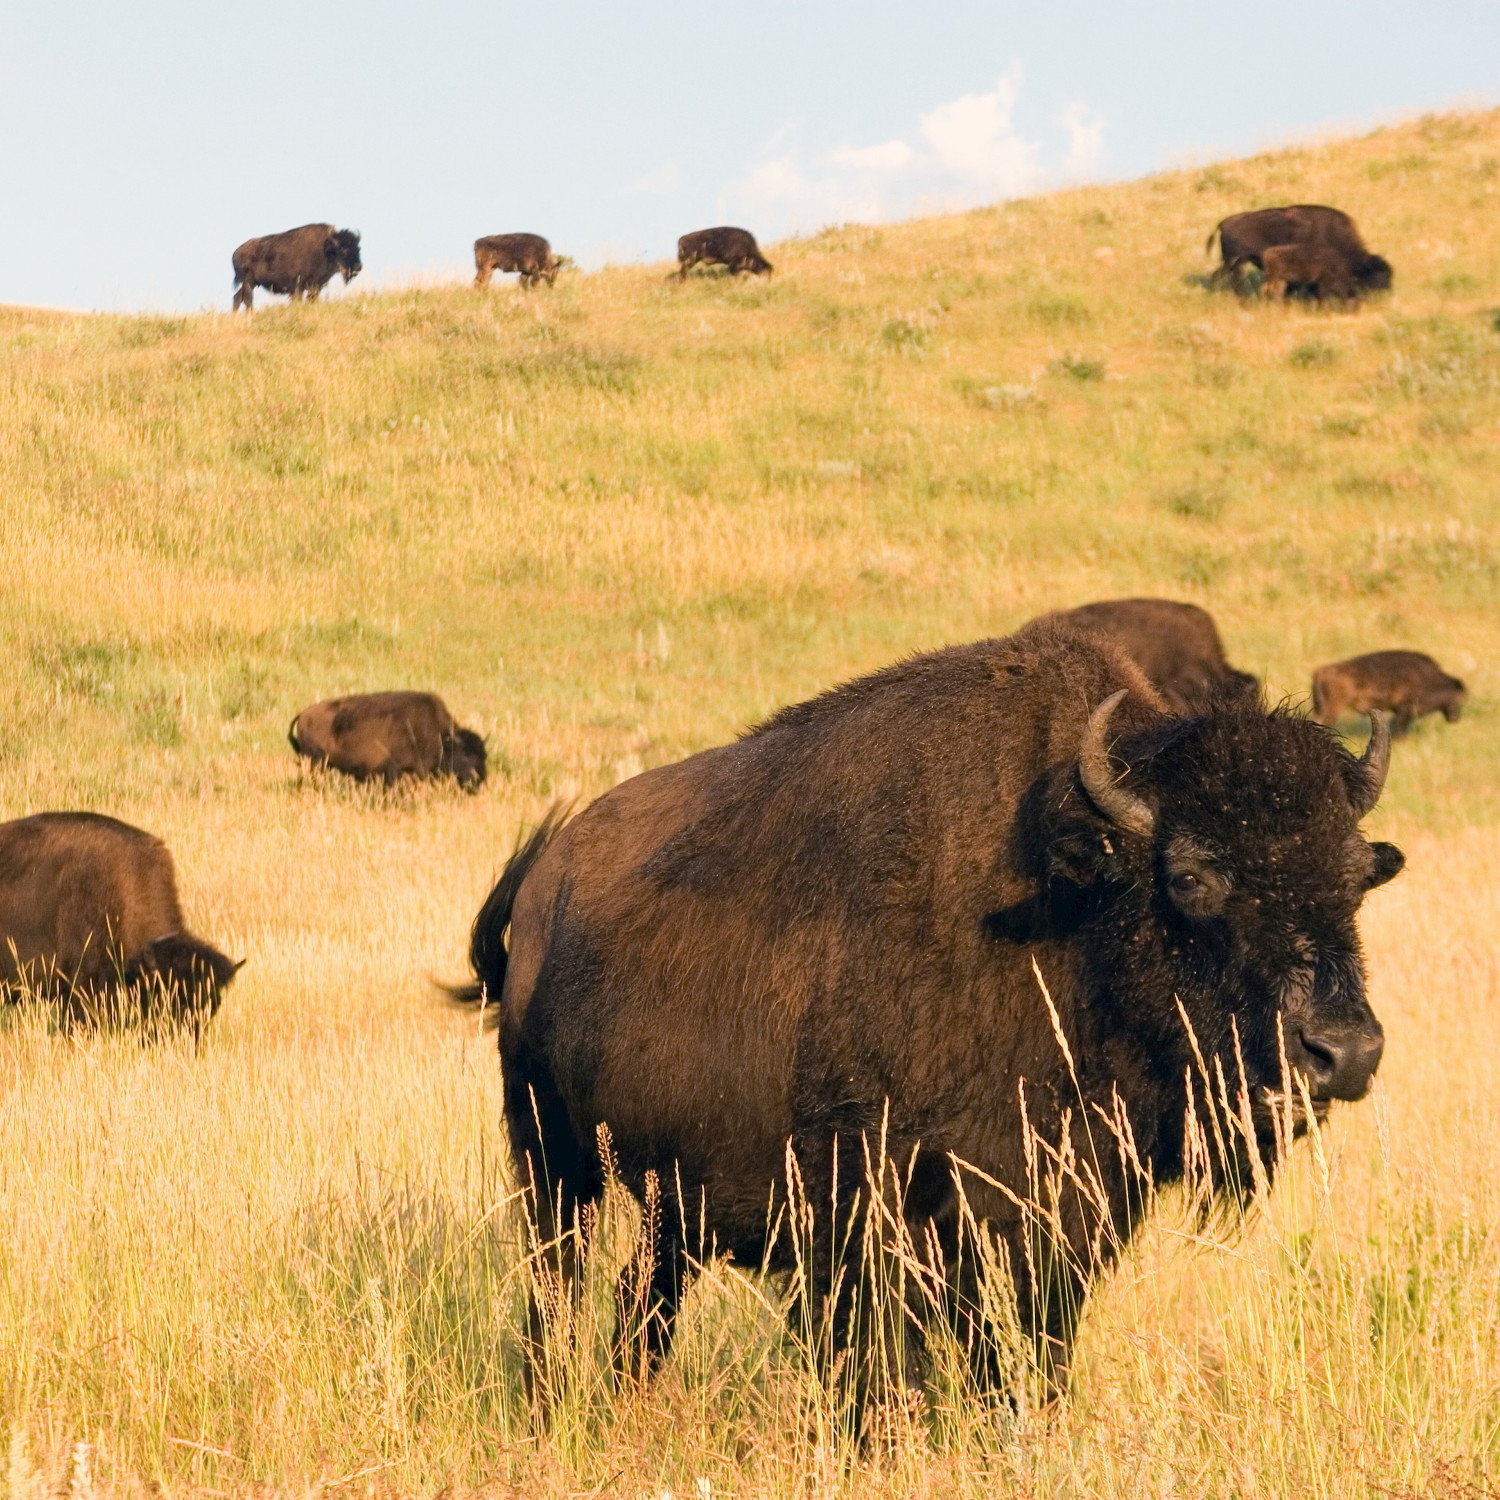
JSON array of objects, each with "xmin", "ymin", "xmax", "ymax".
[{"xmin": 1, "ymin": 107, "xmax": 1499, "ymax": 1497}]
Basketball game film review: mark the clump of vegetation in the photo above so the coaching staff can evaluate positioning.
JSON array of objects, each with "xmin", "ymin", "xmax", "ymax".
[{"xmin": 1050, "ymin": 353, "xmax": 1106, "ymax": 381}]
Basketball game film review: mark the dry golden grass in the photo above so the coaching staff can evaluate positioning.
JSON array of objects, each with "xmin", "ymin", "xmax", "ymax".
[{"xmin": 1, "ymin": 107, "xmax": 1499, "ymax": 1496}]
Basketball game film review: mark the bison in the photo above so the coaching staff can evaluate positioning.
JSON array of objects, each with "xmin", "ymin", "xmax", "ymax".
[
  {"xmin": 677, "ymin": 226, "xmax": 773, "ymax": 280},
  {"xmin": 1311, "ymin": 650, "xmax": 1467, "ymax": 736},
  {"xmin": 0, "ymin": 812, "xmax": 242, "ymax": 1027},
  {"xmin": 289, "ymin": 691, "xmax": 487, "ymax": 789},
  {"xmin": 474, "ymin": 234, "xmax": 569, "ymax": 290},
  {"xmin": 1206, "ymin": 205, "xmax": 1391, "ymax": 295},
  {"xmin": 1261, "ymin": 243, "xmax": 1364, "ymax": 307},
  {"xmin": 232, "ymin": 223, "xmax": 362, "ymax": 311},
  {"xmin": 460, "ymin": 623, "xmax": 1401, "ymax": 1415},
  {"xmin": 1032, "ymin": 598, "xmax": 1258, "ymax": 716}
]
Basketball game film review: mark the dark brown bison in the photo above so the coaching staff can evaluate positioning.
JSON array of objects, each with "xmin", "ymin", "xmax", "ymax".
[
  {"xmin": 1033, "ymin": 598, "xmax": 1258, "ymax": 716},
  {"xmin": 289, "ymin": 691, "xmax": 486, "ymax": 789},
  {"xmin": 0, "ymin": 813, "xmax": 242, "ymax": 1026},
  {"xmin": 1312, "ymin": 650, "xmax": 1467, "ymax": 735},
  {"xmin": 474, "ymin": 234, "xmax": 569, "ymax": 289},
  {"xmin": 232, "ymin": 223, "xmax": 362, "ymax": 311},
  {"xmin": 677, "ymin": 226, "xmax": 772, "ymax": 280},
  {"xmin": 1262, "ymin": 244, "xmax": 1364, "ymax": 307},
  {"xmin": 460, "ymin": 623, "xmax": 1401, "ymax": 1414},
  {"xmin": 1206, "ymin": 205, "xmax": 1391, "ymax": 294}
]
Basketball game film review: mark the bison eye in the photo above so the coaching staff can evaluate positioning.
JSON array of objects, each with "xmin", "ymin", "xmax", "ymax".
[{"xmin": 1170, "ymin": 873, "xmax": 1201, "ymax": 894}]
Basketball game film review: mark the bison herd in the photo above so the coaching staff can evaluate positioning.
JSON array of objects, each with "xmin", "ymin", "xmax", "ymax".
[
  {"xmin": 8, "ymin": 188, "xmax": 1460, "ymax": 1421},
  {"xmin": 229, "ymin": 223, "xmax": 773, "ymax": 310},
  {"xmin": 228, "ymin": 201, "xmax": 1386, "ymax": 313},
  {"xmin": 0, "ymin": 584, "xmax": 1471, "ymax": 1416}
]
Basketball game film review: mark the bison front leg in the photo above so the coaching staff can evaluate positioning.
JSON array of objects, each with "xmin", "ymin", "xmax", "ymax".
[{"xmin": 474, "ymin": 264, "xmax": 493, "ymax": 289}]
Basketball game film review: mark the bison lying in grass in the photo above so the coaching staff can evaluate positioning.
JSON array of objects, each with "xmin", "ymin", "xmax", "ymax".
[
  {"xmin": 458, "ymin": 623, "xmax": 1402, "ymax": 1416},
  {"xmin": 289, "ymin": 691, "xmax": 486, "ymax": 789},
  {"xmin": 0, "ymin": 813, "xmax": 241, "ymax": 1028}
]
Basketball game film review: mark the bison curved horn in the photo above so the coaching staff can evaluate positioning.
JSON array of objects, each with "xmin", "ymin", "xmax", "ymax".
[
  {"xmin": 1078, "ymin": 689, "xmax": 1155, "ymax": 838},
  {"xmin": 1351, "ymin": 710, "xmax": 1391, "ymax": 816}
]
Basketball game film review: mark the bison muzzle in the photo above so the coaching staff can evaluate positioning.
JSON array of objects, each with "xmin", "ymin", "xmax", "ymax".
[{"xmin": 463, "ymin": 625, "xmax": 1401, "ymax": 1415}]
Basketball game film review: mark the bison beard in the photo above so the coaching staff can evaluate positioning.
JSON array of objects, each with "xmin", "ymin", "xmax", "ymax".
[{"xmin": 466, "ymin": 624, "xmax": 1401, "ymax": 1417}]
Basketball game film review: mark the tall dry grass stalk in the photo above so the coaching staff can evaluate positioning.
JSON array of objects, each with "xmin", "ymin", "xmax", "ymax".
[{"xmin": 1, "ymin": 108, "xmax": 1499, "ymax": 1496}]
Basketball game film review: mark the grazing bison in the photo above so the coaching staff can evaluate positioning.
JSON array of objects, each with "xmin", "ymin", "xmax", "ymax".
[
  {"xmin": 1311, "ymin": 650, "xmax": 1467, "ymax": 736},
  {"xmin": 232, "ymin": 223, "xmax": 362, "ymax": 311},
  {"xmin": 677, "ymin": 226, "xmax": 773, "ymax": 280},
  {"xmin": 289, "ymin": 691, "xmax": 486, "ymax": 789},
  {"xmin": 474, "ymin": 234, "xmax": 569, "ymax": 290},
  {"xmin": 1206, "ymin": 205, "xmax": 1391, "ymax": 294},
  {"xmin": 1033, "ymin": 598, "xmax": 1258, "ymax": 716},
  {"xmin": 461, "ymin": 623, "xmax": 1401, "ymax": 1413},
  {"xmin": 1261, "ymin": 244, "xmax": 1364, "ymax": 307},
  {"xmin": 0, "ymin": 813, "xmax": 241, "ymax": 1026}
]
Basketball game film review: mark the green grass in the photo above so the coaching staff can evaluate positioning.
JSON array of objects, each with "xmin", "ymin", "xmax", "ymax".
[{"xmin": 1, "ymin": 105, "xmax": 1499, "ymax": 1497}]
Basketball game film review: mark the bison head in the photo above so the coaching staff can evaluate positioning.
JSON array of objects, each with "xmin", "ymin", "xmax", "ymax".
[
  {"xmin": 444, "ymin": 728, "xmax": 488, "ymax": 792},
  {"xmin": 327, "ymin": 229, "xmax": 363, "ymax": 282},
  {"xmin": 126, "ymin": 933, "xmax": 244, "ymax": 1022},
  {"xmin": 1047, "ymin": 691, "xmax": 1402, "ymax": 1171},
  {"xmin": 1355, "ymin": 253, "xmax": 1393, "ymax": 292}
]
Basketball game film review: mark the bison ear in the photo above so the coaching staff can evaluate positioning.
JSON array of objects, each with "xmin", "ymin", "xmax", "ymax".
[{"xmin": 1366, "ymin": 841, "xmax": 1405, "ymax": 891}]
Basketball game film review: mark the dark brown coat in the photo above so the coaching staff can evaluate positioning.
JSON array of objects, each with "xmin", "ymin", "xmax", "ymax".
[
  {"xmin": 1207, "ymin": 205, "xmax": 1391, "ymax": 293},
  {"xmin": 0, "ymin": 813, "xmax": 241, "ymax": 1025},
  {"xmin": 231, "ymin": 224, "xmax": 362, "ymax": 311},
  {"xmin": 1034, "ymin": 598, "xmax": 1258, "ymax": 715},
  {"xmin": 474, "ymin": 233, "xmax": 567, "ymax": 289},
  {"xmin": 677, "ymin": 226, "xmax": 772, "ymax": 279},
  {"xmin": 1261, "ymin": 243, "xmax": 1363, "ymax": 306},
  {"xmin": 289, "ymin": 691, "xmax": 487, "ymax": 789},
  {"xmin": 464, "ymin": 624, "xmax": 1400, "ymax": 1408},
  {"xmin": 1312, "ymin": 650, "xmax": 1467, "ymax": 735}
]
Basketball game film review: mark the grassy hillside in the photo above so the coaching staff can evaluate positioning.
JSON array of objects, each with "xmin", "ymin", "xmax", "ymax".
[{"xmin": 1, "ymin": 107, "xmax": 1499, "ymax": 1497}]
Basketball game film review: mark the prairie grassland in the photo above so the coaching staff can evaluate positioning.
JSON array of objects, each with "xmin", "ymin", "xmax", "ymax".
[{"xmin": 1, "ymin": 107, "xmax": 1499, "ymax": 1497}]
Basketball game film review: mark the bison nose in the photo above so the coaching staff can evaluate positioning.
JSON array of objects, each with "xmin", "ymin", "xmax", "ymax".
[{"xmin": 1293, "ymin": 1022, "xmax": 1385, "ymax": 1101}]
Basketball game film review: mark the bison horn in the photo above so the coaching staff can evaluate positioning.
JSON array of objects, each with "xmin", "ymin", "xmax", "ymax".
[
  {"xmin": 1078, "ymin": 689, "xmax": 1155, "ymax": 837},
  {"xmin": 1351, "ymin": 710, "xmax": 1391, "ymax": 816}
]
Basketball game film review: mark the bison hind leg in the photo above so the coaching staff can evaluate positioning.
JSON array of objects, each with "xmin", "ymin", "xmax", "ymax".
[
  {"xmin": 612, "ymin": 1172, "xmax": 690, "ymax": 1387},
  {"xmin": 504, "ymin": 1051, "xmax": 605, "ymax": 1413}
]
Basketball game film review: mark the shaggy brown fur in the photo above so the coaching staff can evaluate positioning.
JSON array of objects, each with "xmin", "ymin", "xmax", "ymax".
[
  {"xmin": 461, "ymin": 624, "xmax": 1402, "ymax": 1413},
  {"xmin": 1206, "ymin": 205, "xmax": 1391, "ymax": 294}
]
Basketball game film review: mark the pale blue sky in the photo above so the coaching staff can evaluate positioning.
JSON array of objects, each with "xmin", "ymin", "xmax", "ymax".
[{"xmin": 2, "ymin": 1, "xmax": 1492, "ymax": 311}]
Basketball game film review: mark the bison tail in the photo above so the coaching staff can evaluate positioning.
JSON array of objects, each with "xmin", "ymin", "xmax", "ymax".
[{"xmin": 454, "ymin": 803, "xmax": 571, "ymax": 1026}]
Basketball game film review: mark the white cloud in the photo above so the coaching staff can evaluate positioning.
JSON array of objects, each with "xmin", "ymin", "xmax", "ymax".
[
  {"xmin": 1060, "ymin": 101, "xmax": 1106, "ymax": 179},
  {"xmin": 624, "ymin": 163, "xmax": 680, "ymax": 196},
  {"xmin": 719, "ymin": 70, "xmax": 1104, "ymax": 238}
]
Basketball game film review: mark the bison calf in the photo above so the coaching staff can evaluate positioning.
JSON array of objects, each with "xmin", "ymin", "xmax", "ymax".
[
  {"xmin": 1312, "ymin": 650, "xmax": 1467, "ymax": 735},
  {"xmin": 289, "ymin": 691, "xmax": 487, "ymax": 789},
  {"xmin": 232, "ymin": 223, "xmax": 362, "ymax": 311},
  {"xmin": 474, "ymin": 233, "xmax": 568, "ymax": 290},
  {"xmin": 0, "ymin": 813, "xmax": 241, "ymax": 1027},
  {"xmin": 1032, "ymin": 598, "xmax": 1258, "ymax": 716},
  {"xmin": 1261, "ymin": 243, "xmax": 1364, "ymax": 307},
  {"xmin": 677, "ymin": 226, "xmax": 772, "ymax": 280}
]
